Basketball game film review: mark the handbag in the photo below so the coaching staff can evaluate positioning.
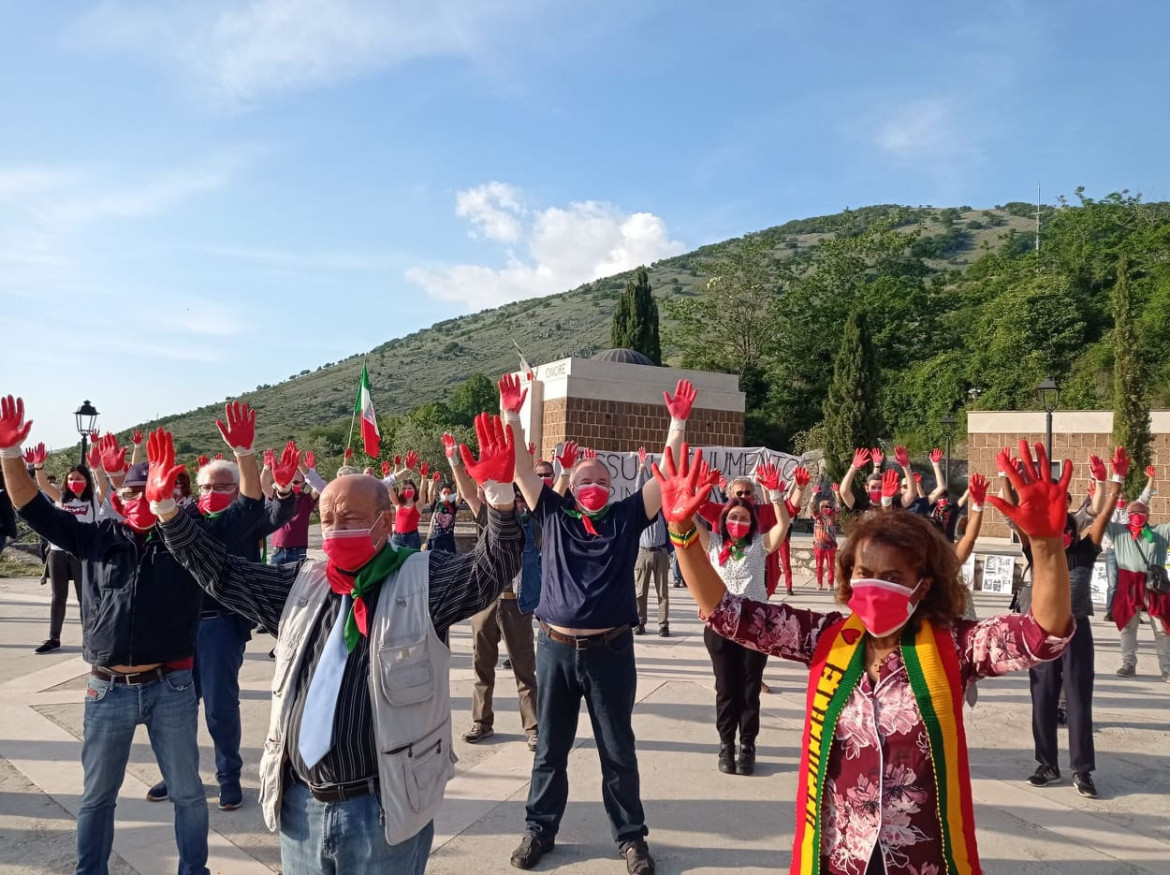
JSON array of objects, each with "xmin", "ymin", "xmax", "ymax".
[{"xmin": 1134, "ymin": 538, "xmax": 1170, "ymax": 595}]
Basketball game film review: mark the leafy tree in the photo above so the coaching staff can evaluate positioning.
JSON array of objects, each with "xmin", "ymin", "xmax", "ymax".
[
  {"xmin": 449, "ymin": 373, "xmax": 499, "ymax": 426},
  {"xmin": 610, "ymin": 266, "xmax": 662, "ymax": 364},
  {"xmin": 1111, "ymin": 255, "xmax": 1152, "ymax": 494},
  {"xmin": 821, "ymin": 310, "xmax": 881, "ymax": 480}
]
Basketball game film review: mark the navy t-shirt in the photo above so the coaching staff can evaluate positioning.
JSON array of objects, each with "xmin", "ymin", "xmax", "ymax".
[{"xmin": 532, "ymin": 483, "xmax": 652, "ymax": 628}]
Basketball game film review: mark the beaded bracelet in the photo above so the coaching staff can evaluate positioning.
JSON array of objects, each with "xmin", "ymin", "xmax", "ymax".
[{"xmin": 668, "ymin": 525, "xmax": 699, "ymax": 548}]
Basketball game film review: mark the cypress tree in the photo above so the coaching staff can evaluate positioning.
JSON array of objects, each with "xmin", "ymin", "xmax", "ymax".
[
  {"xmin": 822, "ymin": 309, "xmax": 881, "ymax": 480},
  {"xmin": 610, "ymin": 267, "xmax": 662, "ymax": 364},
  {"xmin": 1111, "ymin": 254, "xmax": 1151, "ymax": 495}
]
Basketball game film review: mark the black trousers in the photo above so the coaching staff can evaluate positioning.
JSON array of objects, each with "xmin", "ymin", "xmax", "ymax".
[
  {"xmin": 1030, "ymin": 615, "xmax": 1095, "ymax": 773},
  {"xmin": 46, "ymin": 550, "xmax": 82, "ymax": 640},
  {"xmin": 704, "ymin": 626, "xmax": 768, "ymax": 745}
]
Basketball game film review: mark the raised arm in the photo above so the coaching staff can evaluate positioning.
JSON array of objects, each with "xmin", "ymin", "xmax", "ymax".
[
  {"xmin": 128, "ymin": 430, "xmax": 144, "ymax": 466},
  {"xmin": 1086, "ymin": 449, "xmax": 1127, "ymax": 546},
  {"xmin": 838, "ymin": 447, "xmax": 870, "ymax": 510},
  {"xmin": 443, "ymin": 433, "xmax": 483, "ymax": 517},
  {"xmin": 928, "ymin": 448, "xmax": 947, "ymax": 502},
  {"xmin": 27, "ymin": 443, "xmax": 60, "ymax": 503},
  {"xmin": 551, "ymin": 441, "xmax": 577, "ymax": 497},
  {"xmin": 215, "ymin": 402, "xmax": 260, "ymax": 499},
  {"xmin": 755, "ymin": 462, "xmax": 792, "ymax": 553},
  {"xmin": 499, "ymin": 373, "xmax": 544, "ymax": 510},
  {"xmin": 641, "ymin": 379, "xmax": 696, "ymax": 520},
  {"xmin": 788, "ymin": 465, "xmax": 811, "ymax": 515},
  {"xmin": 894, "ymin": 445, "xmax": 921, "ymax": 499},
  {"xmin": 954, "ymin": 474, "xmax": 988, "ymax": 564}
]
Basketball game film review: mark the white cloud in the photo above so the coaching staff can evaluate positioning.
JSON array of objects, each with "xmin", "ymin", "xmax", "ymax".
[
  {"xmin": 870, "ymin": 97, "xmax": 984, "ymax": 189},
  {"xmin": 407, "ymin": 184, "xmax": 684, "ymax": 310},
  {"xmin": 69, "ymin": 0, "xmax": 535, "ymax": 103}
]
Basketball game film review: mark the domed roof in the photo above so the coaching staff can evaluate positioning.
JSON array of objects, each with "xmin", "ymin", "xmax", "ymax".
[{"xmin": 590, "ymin": 348, "xmax": 655, "ymax": 366}]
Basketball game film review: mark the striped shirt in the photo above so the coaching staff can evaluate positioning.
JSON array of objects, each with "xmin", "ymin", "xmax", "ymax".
[{"xmin": 157, "ymin": 505, "xmax": 522, "ymax": 786}]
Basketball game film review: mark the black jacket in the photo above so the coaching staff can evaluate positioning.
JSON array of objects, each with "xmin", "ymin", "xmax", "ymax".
[{"xmin": 19, "ymin": 494, "xmax": 202, "ymax": 666}]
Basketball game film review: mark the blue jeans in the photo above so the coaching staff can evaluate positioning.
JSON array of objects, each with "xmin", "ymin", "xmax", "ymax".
[
  {"xmin": 271, "ymin": 546, "xmax": 307, "ymax": 565},
  {"xmin": 1104, "ymin": 548, "xmax": 1118, "ymax": 613},
  {"xmin": 392, "ymin": 531, "xmax": 422, "ymax": 551},
  {"xmin": 279, "ymin": 779, "xmax": 433, "ymax": 875},
  {"xmin": 193, "ymin": 615, "xmax": 250, "ymax": 790},
  {"xmin": 78, "ymin": 669, "xmax": 208, "ymax": 875},
  {"xmin": 525, "ymin": 626, "xmax": 647, "ymax": 847}
]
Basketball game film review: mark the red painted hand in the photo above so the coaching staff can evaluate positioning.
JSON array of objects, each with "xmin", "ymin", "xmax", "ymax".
[
  {"xmin": 394, "ymin": 454, "xmax": 402, "ymax": 467},
  {"xmin": 651, "ymin": 444, "xmax": 708, "ymax": 525},
  {"xmin": 498, "ymin": 373, "xmax": 528, "ymax": 415},
  {"xmin": 420, "ymin": 462, "xmax": 430, "ymax": 478},
  {"xmin": 1147, "ymin": 465, "xmax": 1157, "ymax": 479},
  {"xmin": 638, "ymin": 447, "xmax": 648, "ymax": 468},
  {"xmin": 432, "ymin": 471, "xmax": 441, "ymax": 482},
  {"xmin": 664, "ymin": 379, "xmax": 697, "ymax": 421},
  {"xmin": 0, "ymin": 396, "xmax": 33, "ymax": 450},
  {"xmin": 87, "ymin": 445, "xmax": 102, "ymax": 470},
  {"xmin": 881, "ymin": 469, "xmax": 900, "ymax": 499},
  {"xmin": 755, "ymin": 462, "xmax": 781, "ymax": 492},
  {"xmin": 99, "ymin": 434, "xmax": 127, "ymax": 473},
  {"xmin": 583, "ymin": 447, "xmax": 597, "ymax": 460},
  {"xmin": 263, "ymin": 449, "xmax": 276, "ymax": 471},
  {"xmin": 215, "ymin": 401, "xmax": 256, "ymax": 452},
  {"xmin": 145, "ymin": 429, "xmax": 185, "ymax": 505},
  {"xmin": 987, "ymin": 441, "xmax": 1072, "ymax": 539},
  {"xmin": 442, "ymin": 434, "xmax": 457, "ymax": 460},
  {"xmin": 344, "ymin": 447, "xmax": 354, "ymax": 462},
  {"xmin": 793, "ymin": 466, "xmax": 811, "ymax": 488},
  {"xmin": 459, "ymin": 413, "xmax": 516, "ymax": 485},
  {"xmin": 214, "ymin": 452, "xmax": 224, "ymax": 461},
  {"xmin": 1088, "ymin": 455, "xmax": 1106, "ymax": 482},
  {"xmin": 556, "ymin": 441, "xmax": 578, "ymax": 469},
  {"xmin": 304, "ymin": 451, "xmax": 316, "ymax": 470},
  {"xmin": 131, "ymin": 429, "xmax": 143, "ymax": 445},
  {"xmin": 851, "ymin": 448, "xmax": 871, "ymax": 470},
  {"xmin": 870, "ymin": 447, "xmax": 884, "ymax": 468},
  {"xmin": 381, "ymin": 461, "xmax": 391, "ymax": 477},
  {"xmin": 527, "ymin": 441, "xmax": 536, "ymax": 457},
  {"xmin": 196, "ymin": 454, "xmax": 209, "ymax": 469},
  {"xmin": 968, "ymin": 473, "xmax": 989, "ymax": 507},
  {"xmin": 894, "ymin": 445, "xmax": 911, "ymax": 469},
  {"xmin": 405, "ymin": 451, "xmax": 419, "ymax": 470},
  {"xmin": 1111, "ymin": 446, "xmax": 1130, "ymax": 479},
  {"xmin": 930, "ymin": 448, "xmax": 942, "ymax": 464},
  {"xmin": 273, "ymin": 441, "xmax": 300, "ymax": 488}
]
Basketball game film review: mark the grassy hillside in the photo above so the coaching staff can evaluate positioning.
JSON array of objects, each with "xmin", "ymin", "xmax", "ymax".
[{"xmin": 135, "ymin": 203, "xmax": 1038, "ymax": 458}]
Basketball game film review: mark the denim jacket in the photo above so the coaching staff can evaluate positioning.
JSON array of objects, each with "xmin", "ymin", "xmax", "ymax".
[{"xmin": 517, "ymin": 514, "xmax": 542, "ymax": 615}]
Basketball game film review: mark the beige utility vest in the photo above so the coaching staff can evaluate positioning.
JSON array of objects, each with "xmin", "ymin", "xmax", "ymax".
[{"xmin": 258, "ymin": 553, "xmax": 457, "ymax": 846}]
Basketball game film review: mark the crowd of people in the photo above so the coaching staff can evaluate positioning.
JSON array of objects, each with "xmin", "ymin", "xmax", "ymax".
[{"xmin": 0, "ymin": 379, "xmax": 1166, "ymax": 875}]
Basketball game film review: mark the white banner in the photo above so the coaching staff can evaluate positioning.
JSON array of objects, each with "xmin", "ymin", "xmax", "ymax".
[
  {"xmin": 1090, "ymin": 561, "xmax": 1108, "ymax": 605},
  {"xmin": 555, "ymin": 445, "xmax": 808, "ymax": 500},
  {"xmin": 980, "ymin": 554, "xmax": 1016, "ymax": 595},
  {"xmin": 960, "ymin": 552, "xmax": 976, "ymax": 590}
]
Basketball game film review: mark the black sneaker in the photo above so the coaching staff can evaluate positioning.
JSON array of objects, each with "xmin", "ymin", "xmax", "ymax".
[
  {"xmin": 1116, "ymin": 664, "xmax": 1136, "ymax": 677},
  {"xmin": 462, "ymin": 724, "xmax": 494, "ymax": 743},
  {"xmin": 510, "ymin": 833, "xmax": 554, "ymax": 870},
  {"xmin": 1073, "ymin": 771, "xmax": 1098, "ymax": 798},
  {"xmin": 718, "ymin": 743, "xmax": 736, "ymax": 774},
  {"xmin": 620, "ymin": 839, "xmax": 656, "ymax": 875},
  {"xmin": 634, "ymin": 624, "xmax": 646, "ymax": 635},
  {"xmin": 502, "ymin": 657, "xmax": 513, "ymax": 670},
  {"xmin": 1027, "ymin": 765, "xmax": 1061, "ymax": 787},
  {"xmin": 736, "ymin": 742, "xmax": 756, "ymax": 776},
  {"xmin": 146, "ymin": 780, "xmax": 168, "ymax": 802},
  {"xmin": 218, "ymin": 784, "xmax": 243, "ymax": 811},
  {"xmin": 34, "ymin": 639, "xmax": 61, "ymax": 654},
  {"xmin": 658, "ymin": 625, "xmax": 669, "ymax": 638},
  {"xmin": 1103, "ymin": 612, "xmax": 1113, "ymax": 622},
  {"xmin": 1056, "ymin": 706, "xmax": 1067, "ymax": 727}
]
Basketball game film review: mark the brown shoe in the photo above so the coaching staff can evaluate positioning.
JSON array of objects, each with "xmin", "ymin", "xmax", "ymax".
[{"xmin": 462, "ymin": 724, "xmax": 494, "ymax": 743}]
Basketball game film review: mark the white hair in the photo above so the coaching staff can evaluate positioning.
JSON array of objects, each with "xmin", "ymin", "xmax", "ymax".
[
  {"xmin": 197, "ymin": 459, "xmax": 239, "ymax": 486},
  {"xmin": 335, "ymin": 465, "xmax": 362, "ymax": 477}
]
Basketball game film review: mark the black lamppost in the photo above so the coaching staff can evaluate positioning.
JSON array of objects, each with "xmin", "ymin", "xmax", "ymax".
[
  {"xmin": 1036, "ymin": 377, "xmax": 1060, "ymax": 471},
  {"xmin": 940, "ymin": 414, "xmax": 957, "ymax": 491},
  {"xmin": 75, "ymin": 400, "xmax": 99, "ymax": 466}
]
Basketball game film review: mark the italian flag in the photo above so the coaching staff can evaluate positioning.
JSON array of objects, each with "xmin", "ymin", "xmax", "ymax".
[{"xmin": 355, "ymin": 362, "xmax": 380, "ymax": 458}]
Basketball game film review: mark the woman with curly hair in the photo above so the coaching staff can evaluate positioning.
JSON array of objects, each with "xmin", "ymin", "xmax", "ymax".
[{"xmin": 658, "ymin": 441, "xmax": 1073, "ymax": 875}]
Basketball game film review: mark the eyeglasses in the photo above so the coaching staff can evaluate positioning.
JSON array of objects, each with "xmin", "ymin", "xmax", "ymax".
[
  {"xmin": 734, "ymin": 490, "xmax": 752, "ymax": 498},
  {"xmin": 198, "ymin": 482, "xmax": 237, "ymax": 494},
  {"xmin": 537, "ymin": 472, "xmax": 554, "ymax": 480}
]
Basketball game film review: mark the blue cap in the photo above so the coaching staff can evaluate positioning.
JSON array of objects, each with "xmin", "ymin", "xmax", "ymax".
[{"xmin": 124, "ymin": 463, "xmax": 149, "ymax": 488}]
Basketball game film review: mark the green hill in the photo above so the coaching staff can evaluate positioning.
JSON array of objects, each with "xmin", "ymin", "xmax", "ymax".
[{"xmin": 134, "ymin": 203, "xmax": 1041, "ymax": 463}]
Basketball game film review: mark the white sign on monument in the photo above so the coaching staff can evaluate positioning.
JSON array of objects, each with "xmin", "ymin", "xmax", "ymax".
[
  {"xmin": 1090, "ymin": 561, "xmax": 1108, "ymax": 605},
  {"xmin": 960, "ymin": 553, "xmax": 976, "ymax": 590},
  {"xmin": 980, "ymin": 554, "xmax": 1015, "ymax": 595}
]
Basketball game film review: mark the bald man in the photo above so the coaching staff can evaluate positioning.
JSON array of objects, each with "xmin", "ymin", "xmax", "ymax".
[{"xmin": 152, "ymin": 456, "xmax": 523, "ymax": 875}]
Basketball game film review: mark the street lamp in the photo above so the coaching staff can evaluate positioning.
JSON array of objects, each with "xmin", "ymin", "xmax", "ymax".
[
  {"xmin": 940, "ymin": 414, "xmax": 957, "ymax": 491},
  {"xmin": 75, "ymin": 400, "xmax": 99, "ymax": 466},
  {"xmin": 1036, "ymin": 377, "xmax": 1060, "ymax": 471}
]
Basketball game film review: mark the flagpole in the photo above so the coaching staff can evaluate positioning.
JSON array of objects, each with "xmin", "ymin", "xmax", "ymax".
[{"xmin": 345, "ymin": 360, "xmax": 363, "ymax": 462}]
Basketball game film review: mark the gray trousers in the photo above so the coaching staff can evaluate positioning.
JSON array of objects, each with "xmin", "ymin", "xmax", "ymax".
[
  {"xmin": 1120, "ymin": 612, "xmax": 1170, "ymax": 673},
  {"xmin": 470, "ymin": 595, "xmax": 538, "ymax": 735},
  {"xmin": 635, "ymin": 548, "xmax": 670, "ymax": 628}
]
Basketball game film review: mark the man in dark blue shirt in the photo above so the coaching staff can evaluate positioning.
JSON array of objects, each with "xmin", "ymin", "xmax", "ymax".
[{"xmin": 498, "ymin": 374, "xmax": 694, "ymax": 875}]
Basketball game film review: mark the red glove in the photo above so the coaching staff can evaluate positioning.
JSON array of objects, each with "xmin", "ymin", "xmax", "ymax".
[
  {"xmin": 145, "ymin": 429, "xmax": 185, "ymax": 507},
  {"xmin": 870, "ymin": 447, "xmax": 884, "ymax": 468},
  {"xmin": 344, "ymin": 447, "xmax": 354, "ymax": 462},
  {"xmin": 1147, "ymin": 465, "xmax": 1157, "ymax": 479},
  {"xmin": 1088, "ymin": 455, "xmax": 1106, "ymax": 482},
  {"xmin": 881, "ymin": 468, "xmax": 900, "ymax": 499},
  {"xmin": 851, "ymin": 447, "xmax": 871, "ymax": 469},
  {"xmin": 664, "ymin": 379, "xmax": 697, "ymax": 422},
  {"xmin": 1110, "ymin": 446, "xmax": 1130, "ymax": 480},
  {"xmin": 638, "ymin": 447, "xmax": 648, "ymax": 467},
  {"xmin": 894, "ymin": 445, "xmax": 911, "ymax": 469},
  {"xmin": 131, "ymin": 429, "xmax": 143, "ymax": 445},
  {"xmin": 99, "ymin": 434, "xmax": 127, "ymax": 473},
  {"xmin": 459, "ymin": 413, "xmax": 516, "ymax": 485},
  {"xmin": 969, "ymin": 473, "xmax": 989, "ymax": 507},
  {"xmin": 755, "ymin": 462, "xmax": 781, "ymax": 492},
  {"xmin": 987, "ymin": 441, "xmax": 1072, "ymax": 539},
  {"xmin": 304, "ymin": 451, "xmax": 316, "ymax": 470},
  {"xmin": 793, "ymin": 466, "xmax": 811, "ymax": 488},
  {"xmin": 87, "ymin": 445, "xmax": 102, "ymax": 470},
  {"xmin": 930, "ymin": 448, "xmax": 942, "ymax": 464},
  {"xmin": 651, "ymin": 444, "xmax": 709, "ymax": 525},
  {"xmin": 196, "ymin": 454, "xmax": 209, "ymax": 469},
  {"xmin": 405, "ymin": 450, "xmax": 419, "ymax": 470},
  {"xmin": 583, "ymin": 447, "xmax": 597, "ymax": 460},
  {"xmin": 394, "ymin": 454, "xmax": 402, "ymax": 467},
  {"xmin": 432, "ymin": 471, "xmax": 441, "ymax": 482},
  {"xmin": 420, "ymin": 462, "xmax": 430, "ymax": 477},
  {"xmin": 557, "ymin": 441, "xmax": 579, "ymax": 469},
  {"xmin": 273, "ymin": 441, "xmax": 300, "ymax": 488},
  {"xmin": 527, "ymin": 441, "xmax": 536, "ymax": 457},
  {"xmin": 0, "ymin": 396, "xmax": 34, "ymax": 451},
  {"xmin": 381, "ymin": 461, "xmax": 391, "ymax": 477},
  {"xmin": 498, "ymin": 373, "xmax": 528, "ymax": 415},
  {"xmin": 216, "ymin": 400, "xmax": 256, "ymax": 452}
]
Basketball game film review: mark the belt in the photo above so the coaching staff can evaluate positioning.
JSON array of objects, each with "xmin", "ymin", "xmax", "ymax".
[
  {"xmin": 539, "ymin": 623, "xmax": 629, "ymax": 649},
  {"xmin": 499, "ymin": 591, "xmax": 518, "ymax": 600},
  {"xmin": 200, "ymin": 610, "xmax": 233, "ymax": 620},
  {"xmin": 288, "ymin": 767, "xmax": 379, "ymax": 803},
  {"xmin": 641, "ymin": 545, "xmax": 669, "ymax": 552},
  {"xmin": 91, "ymin": 666, "xmax": 174, "ymax": 686}
]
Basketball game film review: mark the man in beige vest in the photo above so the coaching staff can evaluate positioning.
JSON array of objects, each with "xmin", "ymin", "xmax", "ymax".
[{"xmin": 146, "ymin": 416, "xmax": 522, "ymax": 875}]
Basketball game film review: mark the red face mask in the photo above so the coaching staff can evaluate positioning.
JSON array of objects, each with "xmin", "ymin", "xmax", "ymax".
[
  {"xmin": 197, "ymin": 491, "xmax": 234, "ymax": 516},
  {"xmin": 122, "ymin": 497, "xmax": 157, "ymax": 532},
  {"xmin": 1129, "ymin": 513, "xmax": 1148, "ymax": 538},
  {"xmin": 868, "ymin": 490, "xmax": 882, "ymax": 504},
  {"xmin": 68, "ymin": 480, "xmax": 86, "ymax": 495},
  {"xmin": 402, "ymin": 489, "xmax": 416, "ymax": 501},
  {"xmin": 726, "ymin": 520, "xmax": 751, "ymax": 540},
  {"xmin": 576, "ymin": 484, "xmax": 609, "ymax": 513},
  {"xmin": 847, "ymin": 578, "xmax": 922, "ymax": 638},
  {"xmin": 292, "ymin": 484, "xmax": 302, "ymax": 495},
  {"xmin": 322, "ymin": 522, "xmax": 382, "ymax": 573}
]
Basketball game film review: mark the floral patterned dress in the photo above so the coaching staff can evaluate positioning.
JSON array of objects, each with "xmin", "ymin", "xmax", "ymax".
[{"xmin": 704, "ymin": 594, "xmax": 1072, "ymax": 875}]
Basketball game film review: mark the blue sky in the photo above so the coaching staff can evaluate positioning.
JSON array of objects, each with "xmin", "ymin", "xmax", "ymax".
[{"xmin": 3, "ymin": 0, "xmax": 1169, "ymax": 449}]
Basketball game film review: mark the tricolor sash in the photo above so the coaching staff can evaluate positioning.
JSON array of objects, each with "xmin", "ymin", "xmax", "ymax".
[{"xmin": 790, "ymin": 615, "xmax": 981, "ymax": 875}]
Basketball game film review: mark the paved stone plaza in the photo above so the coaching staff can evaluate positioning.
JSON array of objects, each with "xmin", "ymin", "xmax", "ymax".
[{"xmin": 1, "ymin": 555, "xmax": 1168, "ymax": 874}]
